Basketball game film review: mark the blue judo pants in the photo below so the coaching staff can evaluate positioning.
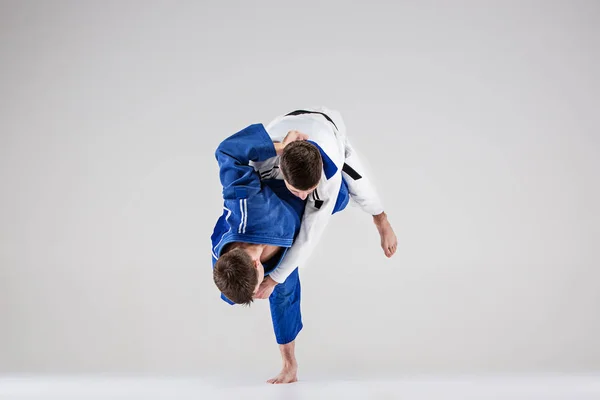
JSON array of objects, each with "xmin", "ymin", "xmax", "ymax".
[
  {"xmin": 269, "ymin": 267, "xmax": 302, "ymax": 344},
  {"xmin": 262, "ymin": 179, "xmax": 306, "ymax": 345},
  {"xmin": 266, "ymin": 178, "xmax": 349, "ymax": 345}
]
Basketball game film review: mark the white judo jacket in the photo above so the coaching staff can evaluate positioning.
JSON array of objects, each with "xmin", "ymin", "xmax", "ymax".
[{"xmin": 251, "ymin": 106, "xmax": 384, "ymax": 283}]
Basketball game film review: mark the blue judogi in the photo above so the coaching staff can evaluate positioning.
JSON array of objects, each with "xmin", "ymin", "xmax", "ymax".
[
  {"xmin": 211, "ymin": 124, "xmax": 306, "ymax": 344},
  {"xmin": 210, "ymin": 123, "xmax": 350, "ymax": 344}
]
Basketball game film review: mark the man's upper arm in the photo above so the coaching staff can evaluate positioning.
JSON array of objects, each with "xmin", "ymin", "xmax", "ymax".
[{"xmin": 215, "ymin": 124, "xmax": 277, "ymax": 199}]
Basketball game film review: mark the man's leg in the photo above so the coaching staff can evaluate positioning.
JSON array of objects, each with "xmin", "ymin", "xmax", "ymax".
[
  {"xmin": 267, "ymin": 267, "xmax": 302, "ymax": 384},
  {"xmin": 267, "ymin": 341, "xmax": 297, "ymax": 384}
]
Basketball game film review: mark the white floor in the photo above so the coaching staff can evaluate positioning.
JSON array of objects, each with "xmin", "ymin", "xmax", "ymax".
[{"xmin": 1, "ymin": 375, "xmax": 599, "ymax": 400}]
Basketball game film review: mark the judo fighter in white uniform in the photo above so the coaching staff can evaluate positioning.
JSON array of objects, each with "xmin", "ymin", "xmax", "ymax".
[{"xmin": 211, "ymin": 107, "xmax": 397, "ymax": 384}]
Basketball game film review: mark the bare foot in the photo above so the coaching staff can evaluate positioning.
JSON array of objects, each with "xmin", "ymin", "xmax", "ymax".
[
  {"xmin": 374, "ymin": 212, "xmax": 397, "ymax": 258},
  {"xmin": 267, "ymin": 365, "xmax": 298, "ymax": 384}
]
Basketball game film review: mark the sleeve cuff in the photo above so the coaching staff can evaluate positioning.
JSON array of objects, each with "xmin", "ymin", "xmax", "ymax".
[{"xmin": 268, "ymin": 268, "xmax": 286, "ymax": 284}]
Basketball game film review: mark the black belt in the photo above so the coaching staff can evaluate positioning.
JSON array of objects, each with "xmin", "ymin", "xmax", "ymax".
[{"xmin": 285, "ymin": 109, "xmax": 338, "ymax": 131}]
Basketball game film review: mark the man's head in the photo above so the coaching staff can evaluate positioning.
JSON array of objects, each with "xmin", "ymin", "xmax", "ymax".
[
  {"xmin": 280, "ymin": 141, "xmax": 322, "ymax": 200},
  {"xmin": 213, "ymin": 247, "xmax": 264, "ymax": 305}
]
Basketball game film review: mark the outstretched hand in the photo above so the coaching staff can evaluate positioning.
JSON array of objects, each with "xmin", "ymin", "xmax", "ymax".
[
  {"xmin": 374, "ymin": 212, "xmax": 398, "ymax": 258},
  {"xmin": 254, "ymin": 275, "xmax": 279, "ymax": 299}
]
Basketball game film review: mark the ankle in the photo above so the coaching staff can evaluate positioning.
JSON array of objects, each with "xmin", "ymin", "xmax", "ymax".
[{"xmin": 283, "ymin": 360, "xmax": 298, "ymax": 370}]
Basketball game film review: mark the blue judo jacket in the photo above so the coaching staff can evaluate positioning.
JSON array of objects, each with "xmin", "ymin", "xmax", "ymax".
[{"xmin": 210, "ymin": 124, "xmax": 305, "ymax": 304}]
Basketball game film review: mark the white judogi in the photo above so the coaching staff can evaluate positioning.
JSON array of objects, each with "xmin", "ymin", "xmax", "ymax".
[{"xmin": 252, "ymin": 106, "xmax": 384, "ymax": 283}]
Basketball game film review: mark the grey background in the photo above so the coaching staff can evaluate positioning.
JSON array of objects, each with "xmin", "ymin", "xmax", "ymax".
[{"xmin": 0, "ymin": 0, "xmax": 598, "ymax": 377}]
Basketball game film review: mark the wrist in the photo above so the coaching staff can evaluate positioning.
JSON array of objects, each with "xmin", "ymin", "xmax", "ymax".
[
  {"xmin": 273, "ymin": 142, "xmax": 284, "ymax": 155},
  {"xmin": 373, "ymin": 211, "xmax": 387, "ymax": 224}
]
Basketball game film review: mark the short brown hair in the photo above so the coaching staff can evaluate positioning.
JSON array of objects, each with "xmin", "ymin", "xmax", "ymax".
[
  {"xmin": 280, "ymin": 141, "xmax": 323, "ymax": 190},
  {"xmin": 213, "ymin": 248, "xmax": 257, "ymax": 305}
]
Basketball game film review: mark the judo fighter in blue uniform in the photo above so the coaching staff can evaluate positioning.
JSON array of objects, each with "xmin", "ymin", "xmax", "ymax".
[{"xmin": 211, "ymin": 107, "xmax": 398, "ymax": 384}]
